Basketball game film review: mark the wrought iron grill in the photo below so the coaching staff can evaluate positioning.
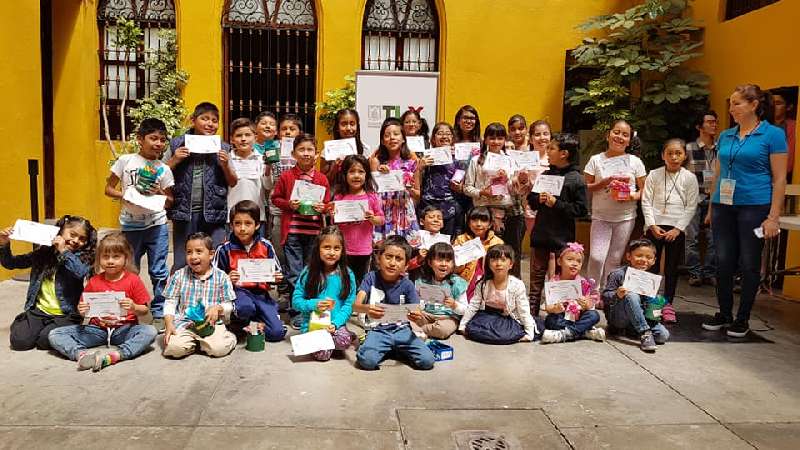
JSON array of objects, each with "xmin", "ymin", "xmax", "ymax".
[
  {"xmin": 223, "ymin": 0, "xmax": 317, "ymax": 133},
  {"xmin": 362, "ymin": 0, "xmax": 439, "ymax": 72},
  {"xmin": 98, "ymin": 0, "xmax": 175, "ymax": 140},
  {"xmin": 725, "ymin": 0, "xmax": 779, "ymax": 20}
]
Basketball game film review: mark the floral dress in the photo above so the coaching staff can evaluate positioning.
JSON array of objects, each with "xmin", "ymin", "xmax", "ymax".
[{"xmin": 374, "ymin": 156, "xmax": 420, "ymax": 242}]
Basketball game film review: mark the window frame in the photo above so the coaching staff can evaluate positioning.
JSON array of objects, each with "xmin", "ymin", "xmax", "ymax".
[{"xmin": 361, "ymin": 0, "xmax": 440, "ymax": 72}]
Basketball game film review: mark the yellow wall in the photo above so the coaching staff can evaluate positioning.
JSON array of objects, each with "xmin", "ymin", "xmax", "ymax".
[
  {"xmin": 692, "ymin": 0, "xmax": 800, "ymax": 298},
  {"xmin": 0, "ymin": 1, "xmax": 44, "ymax": 279}
]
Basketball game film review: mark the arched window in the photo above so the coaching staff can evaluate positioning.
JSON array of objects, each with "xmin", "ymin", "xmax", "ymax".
[
  {"xmin": 362, "ymin": 0, "xmax": 439, "ymax": 72},
  {"xmin": 98, "ymin": 0, "xmax": 176, "ymax": 140},
  {"xmin": 223, "ymin": 0, "xmax": 318, "ymax": 132}
]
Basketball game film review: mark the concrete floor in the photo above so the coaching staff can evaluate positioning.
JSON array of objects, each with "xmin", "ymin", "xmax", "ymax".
[{"xmin": 1, "ymin": 256, "xmax": 799, "ymax": 449}]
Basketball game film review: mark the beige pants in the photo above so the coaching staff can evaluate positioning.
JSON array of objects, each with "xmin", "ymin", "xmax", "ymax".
[
  {"xmin": 410, "ymin": 312, "xmax": 459, "ymax": 340},
  {"xmin": 163, "ymin": 324, "xmax": 236, "ymax": 358}
]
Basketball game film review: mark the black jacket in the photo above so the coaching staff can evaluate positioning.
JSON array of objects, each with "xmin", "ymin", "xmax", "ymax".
[{"xmin": 527, "ymin": 163, "xmax": 588, "ymax": 251}]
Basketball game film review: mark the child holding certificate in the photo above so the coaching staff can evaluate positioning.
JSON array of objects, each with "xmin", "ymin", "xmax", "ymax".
[
  {"xmin": 49, "ymin": 232, "xmax": 156, "ymax": 371},
  {"xmin": 540, "ymin": 243, "xmax": 604, "ymax": 344},
  {"xmin": 292, "ymin": 227, "xmax": 357, "ymax": 361},
  {"xmin": 332, "ymin": 154, "xmax": 384, "ymax": 284},
  {"xmin": 459, "ymin": 245, "xmax": 536, "ymax": 344},
  {"xmin": 354, "ymin": 236, "xmax": 435, "ymax": 370},
  {"xmin": 453, "ymin": 207, "xmax": 504, "ymax": 300},
  {"xmin": 602, "ymin": 239, "xmax": 670, "ymax": 352},
  {"xmin": 409, "ymin": 242, "xmax": 467, "ymax": 340},
  {"xmin": 227, "ymin": 118, "xmax": 269, "ymax": 232},
  {"xmin": 214, "ymin": 200, "xmax": 285, "ymax": 342}
]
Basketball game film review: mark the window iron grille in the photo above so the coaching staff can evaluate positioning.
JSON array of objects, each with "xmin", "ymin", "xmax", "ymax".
[
  {"xmin": 362, "ymin": 0, "xmax": 439, "ymax": 72},
  {"xmin": 724, "ymin": 0, "xmax": 779, "ymax": 20}
]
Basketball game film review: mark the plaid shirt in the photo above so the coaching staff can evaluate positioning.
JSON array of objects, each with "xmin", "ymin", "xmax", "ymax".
[{"xmin": 163, "ymin": 266, "xmax": 235, "ymax": 329}]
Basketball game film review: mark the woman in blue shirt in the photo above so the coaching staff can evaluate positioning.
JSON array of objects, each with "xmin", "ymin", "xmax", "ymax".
[{"xmin": 702, "ymin": 85, "xmax": 788, "ymax": 337}]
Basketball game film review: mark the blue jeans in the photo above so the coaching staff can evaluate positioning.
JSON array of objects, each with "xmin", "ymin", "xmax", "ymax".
[
  {"xmin": 172, "ymin": 212, "xmax": 227, "ymax": 272},
  {"xmin": 544, "ymin": 310, "xmax": 600, "ymax": 337},
  {"xmin": 357, "ymin": 325, "xmax": 435, "ymax": 370},
  {"xmin": 125, "ymin": 225, "xmax": 169, "ymax": 318},
  {"xmin": 685, "ymin": 203, "xmax": 716, "ymax": 278},
  {"xmin": 608, "ymin": 293, "xmax": 669, "ymax": 343},
  {"xmin": 48, "ymin": 324, "xmax": 157, "ymax": 360},
  {"xmin": 284, "ymin": 233, "xmax": 316, "ymax": 291},
  {"xmin": 712, "ymin": 203, "xmax": 770, "ymax": 322},
  {"xmin": 233, "ymin": 287, "xmax": 286, "ymax": 342}
]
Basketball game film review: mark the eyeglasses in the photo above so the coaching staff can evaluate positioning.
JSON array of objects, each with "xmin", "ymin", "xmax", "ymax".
[
  {"xmin": 461, "ymin": 116, "xmax": 477, "ymax": 122},
  {"xmin": 434, "ymin": 131, "xmax": 453, "ymax": 137}
]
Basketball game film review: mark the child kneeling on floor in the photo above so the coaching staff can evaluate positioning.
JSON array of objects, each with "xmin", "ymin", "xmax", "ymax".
[
  {"xmin": 602, "ymin": 239, "xmax": 670, "ymax": 352},
  {"xmin": 540, "ymin": 242, "xmax": 605, "ymax": 344},
  {"xmin": 354, "ymin": 236, "xmax": 435, "ymax": 370},
  {"xmin": 459, "ymin": 245, "xmax": 536, "ymax": 344},
  {"xmin": 163, "ymin": 232, "xmax": 237, "ymax": 358},
  {"xmin": 49, "ymin": 232, "xmax": 156, "ymax": 371}
]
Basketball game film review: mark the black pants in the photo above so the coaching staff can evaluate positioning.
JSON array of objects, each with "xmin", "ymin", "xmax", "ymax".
[
  {"xmin": 348, "ymin": 254, "xmax": 372, "ymax": 286},
  {"xmin": 500, "ymin": 214, "xmax": 526, "ymax": 279},
  {"xmin": 10, "ymin": 308, "xmax": 79, "ymax": 351},
  {"xmin": 645, "ymin": 225, "xmax": 685, "ymax": 303}
]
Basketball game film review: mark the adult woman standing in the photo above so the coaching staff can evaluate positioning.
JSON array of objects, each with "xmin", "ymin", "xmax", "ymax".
[
  {"xmin": 702, "ymin": 85, "xmax": 788, "ymax": 337},
  {"xmin": 583, "ymin": 120, "xmax": 647, "ymax": 287}
]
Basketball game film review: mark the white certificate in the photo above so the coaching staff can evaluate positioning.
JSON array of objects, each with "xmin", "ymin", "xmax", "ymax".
[
  {"xmin": 123, "ymin": 187, "xmax": 167, "ymax": 213},
  {"xmin": 623, "ymin": 267, "xmax": 662, "ymax": 298},
  {"xmin": 83, "ymin": 291, "xmax": 124, "ymax": 318},
  {"xmin": 531, "ymin": 174, "xmax": 565, "ymax": 196},
  {"xmin": 453, "ymin": 237, "xmax": 486, "ymax": 267},
  {"xmin": 369, "ymin": 286, "xmax": 385, "ymax": 306},
  {"xmin": 451, "ymin": 169, "xmax": 466, "ymax": 183},
  {"xmin": 406, "ymin": 136, "xmax": 426, "ymax": 153},
  {"xmin": 290, "ymin": 180, "xmax": 326, "ymax": 203},
  {"xmin": 280, "ymin": 137, "xmax": 295, "ymax": 159},
  {"xmin": 9, "ymin": 219, "xmax": 60, "ymax": 246},
  {"xmin": 417, "ymin": 283, "xmax": 447, "ymax": 304},
  {"xmin": 601, "ymin": 155, "xmax": 631, "ymax": 177},
  {"xmin": 454, "ymin": 142, "xmax": 480, "ymax": 161},
  {"xmin": 507, "ymin": 150, "xmax": 540, "ymax": 170},
  {"xmin": 483, "ymin": 152, "xmax": 514, "ymax": 174},
  {"xmin": 419, "ymin": 230, "xmax": 451, "ymax": 250},
  {"xmin": 238, "ymin": 258, "xmax": 277, "ymax": 283},
  {"xmin": 185, "ymin": 135, "xmax": 221, "ymax": 154},
  {"xmin": 378, "ymin": 303, "xmax": 411, "ymax": 323},
  {"xmin": 323, "ymin": 138, "xmax": 357, "ymax": 161},
  {"xmin": 231, "ymin": 159, "xmax": 263, "ymax": 180},
  {"xmin": 290, "ymin": 329, "xmax": 335, "ymax": 356},
  {"xmin": 544, "ymin": 280, "xmax": 583, "ymax": 306},
  {"xmin": 372, "ymin": 170, "xmax": 405, "ymax": 193},
  {"xmin": 424, "ymin": 147, "xmax": 454, "ymax": 166},
  {"xmin": 334, "ymin": 200, "xmax": 368, "ymax": 223}
]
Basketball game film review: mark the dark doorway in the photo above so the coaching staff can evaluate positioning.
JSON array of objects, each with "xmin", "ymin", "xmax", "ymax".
[{"xmin": 41, "ymin": 0, "xmax": 54, "ymax": 218}]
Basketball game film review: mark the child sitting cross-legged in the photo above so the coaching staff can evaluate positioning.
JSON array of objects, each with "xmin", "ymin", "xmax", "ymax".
[
  {"xmin": 540, "ymin": 242, "xmax": 605, "ymax": 344},
  {"xmin": 354, "ymin": 236, "xmax": 435, "ymax": 370},
  {"xmin": 409, "ymin": 242, "xmax": 467, "ymax": 340},
  {"xmin": 163, "ymin": 232, "xmax": 237, "ymax": 358}
]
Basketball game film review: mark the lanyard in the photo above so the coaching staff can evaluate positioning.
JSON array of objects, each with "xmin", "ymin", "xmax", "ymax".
[
  {"xmin": 725, "ymin": 122, "xmax": 759, "ymax": 179},
  {"xmin": 663, "ymin": 169, "xmax": 686, "ymax": 210}
]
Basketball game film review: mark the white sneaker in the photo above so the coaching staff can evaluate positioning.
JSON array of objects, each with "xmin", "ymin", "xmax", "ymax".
[
  {"xmin": 584, "ymin": 327, "xmax": 606, "ymax": 342},
  {"xmin": 540, "ymin": 329, "xmax": 568, "ymax": 344}
]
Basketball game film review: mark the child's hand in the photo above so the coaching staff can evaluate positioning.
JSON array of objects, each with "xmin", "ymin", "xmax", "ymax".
[
  {"xmin": 649, "ymin": 225, "xmax": 666, "ymax": 240},
  {"xmin": 146, "ymin": 185, "xmax": 165, "ymax": 196},
  {"xmin": 217, "ymin": 150, "xmax": 230, "ymax": 165},
  {"xmin": 312, "ymin": 202, "xmax": 326, "ymax": 213},
  {"xmin": 480, "ymin": 185, "xmax": 493, "ymax": 198},
  {"xmin": 577, "ymin": 296, "xmax": 593, "ymax": 310},
  {"xmin": 367, "ymin": 305, "xmax": 385, "ymax": 319},
  {"xmin": 664, "ymin": 228, "xmax": 681, "ymax": 242},
  {"xmin": 119, "ymin": 297, "xmax": 134, "ymax": 313},
  {"xmin": 327, "ymin": 324, "xmax": 336, "ymax": 333},
  {"xmin": 289, "ymin": 200, "xmax": 301, "ymax": 210},
  {"xmin": 228, "ymin": 270, "xmax": 240, "ymax": 285},
  {"xmin": 378, "ymin": 164, "xmax": 390, "ymax": 174},
  {"xmin": 205, "ymin": 305, "xmax": 222, "ymax": 325},
  {"xmin": 407, "ymin": 309, "xmax": 424, "ymax": 325},
  {"xmin": 450, "ymin": 180, "xmax": 464, "ymax": 193},
  {"xmin": 172, "ymin": 147, "xmax": 190, "ymax": 163},
  {"xmin": 163, "ymin": 323, "xmax": 176, "ymax": 345},
  {"xmin": 316, "ymin": 299, "xmax": 334, "ymax": 311},
  {"xmin": 419, "ymin": 248, "xmax": 428, "ymax": 259},
  {"xmin": 444, "ymin": 297, "xmax": 456, "ymax": 309},
  {"xmin": 546, "ymin": 303, "xmax": 565, "ymax": 314},
  {"xmin": 77, "ymin": 301, "xmax": 90, "ymax": 317},
  {"xmin": 540, "ymin": 192, "xmax": 556, "ymax": 207},
  {"xmin": 273, "ymin": 271, "xmax": 284, "ymax": 284},
  {"xmin": 52, "ymin": 235, "xmax": 67, "ymax": 253},
  {"xmin": 616, "ymin": 287, "xmax": 628, "ymax": 299},
  {"xmin": 517, "ymin": 170, "xmax": 530, "ymax": 185},
  {"xmin": 495, "ymin": 170, "xmax": 508, "ymax": 182},
  {"xmin": 420, "ymin": 155, "xmax": 434, "ymax": 167},
  {"xmin": 0, "ymin": 227, "xmax": 12, "ymax": 246}
]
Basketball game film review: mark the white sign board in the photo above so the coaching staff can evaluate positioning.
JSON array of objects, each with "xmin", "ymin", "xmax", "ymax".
[{"xmin": 356, "ymin": 71, "xmax": 439, "ymax": 152}]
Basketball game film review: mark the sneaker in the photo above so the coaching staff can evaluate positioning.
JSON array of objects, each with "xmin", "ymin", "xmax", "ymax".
[
  {"xmin": 290, "ymin": 314, "xmax": 304, "ymax": 330},
  {"xmin": 704, "ymin": 277, "xmax": 717, "ymax": 287},
  {"xmin": 152, "ymin": 318, "xmax": 165, "ymax": 334},
  {"xmin": 640, "ymin": 331, "xmax": 656, "ymax": 352},
  {"xmin": 540, "ymin": 329, "xmax": 571, "ymax": 344},
  {"xmin": 583, "ymin": 327, "xmax": 606, "ymax": 342},
  {"xmin": 702, "ymin": 313, "xmax": 732, "ymax": 331},
  {"xmin": 726, "ymin": 320, "xmax": 750, "ymax": 338},
  {"xmin": 661, "ymin": 304, "xmax": 677, "ymax": 323},
  {"xmin": 688, "ymin": 276, "xmax": 703, "ymax": 287},
  {"xmin": 77, "ymin": 351, "xmax": 100, "ymax": 371}
]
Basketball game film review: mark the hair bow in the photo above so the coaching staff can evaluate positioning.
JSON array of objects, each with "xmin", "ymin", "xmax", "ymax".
[
  {"xmin": 407, "ymin": 106, "xmax": 424, "ymax": 114},
  {"xmin": 559, "ymin": 242, "xmax": 585, "ymax": 257}
]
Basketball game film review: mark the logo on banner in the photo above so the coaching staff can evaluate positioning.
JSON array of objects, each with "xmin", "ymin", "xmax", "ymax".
[{"xmin": 368, "ymin": 104, "xmax": 401, "ymax": 127}]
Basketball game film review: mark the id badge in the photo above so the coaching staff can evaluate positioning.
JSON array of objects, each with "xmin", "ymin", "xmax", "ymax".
[
  {"xmin": 702, "ymin": 169, "xmax": 714, "ymax": 190},
  {"xmin": 719, "ymin": 178, "xmax": 736, "ymax": 205}
]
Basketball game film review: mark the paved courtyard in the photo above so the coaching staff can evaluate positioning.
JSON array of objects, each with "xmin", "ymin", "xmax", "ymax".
[{"xmin": 1, "ymin": 257, "xmax": 799, "ymax": 449}]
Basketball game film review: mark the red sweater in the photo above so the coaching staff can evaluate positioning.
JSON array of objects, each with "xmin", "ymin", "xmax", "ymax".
[{"xmin": 270, "ymin": 166, "xmax": 330, "ymax": 245}]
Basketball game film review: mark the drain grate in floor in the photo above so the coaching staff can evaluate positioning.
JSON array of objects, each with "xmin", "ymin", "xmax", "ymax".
[{"xmin": 453, "ymin": 430, "xmax": 521, "ymax": 450}]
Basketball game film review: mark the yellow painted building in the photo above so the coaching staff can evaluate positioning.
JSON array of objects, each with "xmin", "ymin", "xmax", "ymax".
[{"xmin": 2, "ymin": 0, "xmax": 798, "ymax": 296}]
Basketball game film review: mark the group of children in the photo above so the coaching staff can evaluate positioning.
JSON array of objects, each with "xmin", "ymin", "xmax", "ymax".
[{"xmin": 0, "ymin": 101, "xmax": 709, "ymax": 371}]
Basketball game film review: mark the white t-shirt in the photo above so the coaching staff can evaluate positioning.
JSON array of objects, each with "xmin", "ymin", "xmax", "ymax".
[
  {"xmin": 584, "ymin": 152, "xmax": 647, "ymax": 222},
  {"xmin": 227, "ymin": 152, "xmax": 268, "ymax": 222},
  {"xmin": 111, "ymin": 153, "xmax": 174, "ymax": 231}
]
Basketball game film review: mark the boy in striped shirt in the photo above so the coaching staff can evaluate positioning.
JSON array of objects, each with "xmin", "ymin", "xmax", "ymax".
[{"xmin": 162, "ymin": 232, "xmax": 237, "ymax": 358}]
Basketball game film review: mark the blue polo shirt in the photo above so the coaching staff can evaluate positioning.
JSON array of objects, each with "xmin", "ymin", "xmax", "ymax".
[{"xmin": 713, "ymin": 121, "xmax": 786, "ymax": 205}]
